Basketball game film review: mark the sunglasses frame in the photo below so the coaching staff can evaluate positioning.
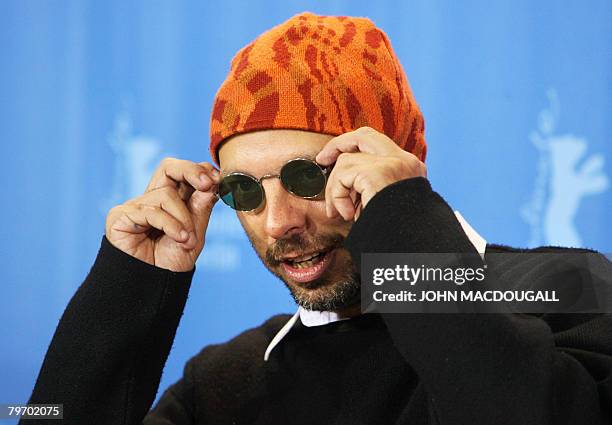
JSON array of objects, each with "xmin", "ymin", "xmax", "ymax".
[{"xmin": 217, "ymin": 158, "xmax": 330, "ymax": 212}]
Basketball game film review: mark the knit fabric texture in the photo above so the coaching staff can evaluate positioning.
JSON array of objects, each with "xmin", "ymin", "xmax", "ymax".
[{"xmin": 209, "ymin": 11, "xmax": 426, "ymax": 165}]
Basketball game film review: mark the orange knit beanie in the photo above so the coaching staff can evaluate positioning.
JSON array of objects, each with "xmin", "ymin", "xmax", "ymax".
[{"xmin": 209, "ymin": 11, "xmax": 426, "ymax": 165}]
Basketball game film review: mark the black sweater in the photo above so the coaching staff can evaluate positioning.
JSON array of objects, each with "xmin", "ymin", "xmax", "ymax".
[{"xmin": 25, "ymin": 177, "xmax": 612, "ymax": 424}]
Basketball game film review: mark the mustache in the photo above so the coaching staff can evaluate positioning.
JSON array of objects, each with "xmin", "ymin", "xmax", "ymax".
[{"xmin": 265, "ymin": 232, "xmax": 345, "ymax": 266}]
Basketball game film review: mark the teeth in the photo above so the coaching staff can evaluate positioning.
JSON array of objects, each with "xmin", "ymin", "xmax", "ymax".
[
  {"xmin": 294, "ymin": 258, "xmax": 317, "ymax": 268},
  {"xmin": 291, "ymin": 252, "xmax": 323, "ymax": 268}
]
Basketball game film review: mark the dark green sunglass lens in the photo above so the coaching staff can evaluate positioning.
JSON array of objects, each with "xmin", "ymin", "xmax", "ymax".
[
  {"xmin": 218, "ymin": 175, "xmax": 263, "ymax": 211},
  {"xmin": 280, "ymin": 160, "xmax": 326, "ymax": 197}
]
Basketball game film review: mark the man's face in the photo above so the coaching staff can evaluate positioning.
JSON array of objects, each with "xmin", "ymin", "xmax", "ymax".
[{"xmin": 218, "ymin": 129, "xmax": 360, "ymax": 311}]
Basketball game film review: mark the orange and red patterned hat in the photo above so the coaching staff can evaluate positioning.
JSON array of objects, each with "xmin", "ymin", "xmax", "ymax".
[{"xmin": 209, "ymin": 11, "xmax": 426, "ymax": 165}]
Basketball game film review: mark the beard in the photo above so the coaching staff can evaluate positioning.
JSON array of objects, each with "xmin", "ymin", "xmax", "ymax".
[{"xmin": 248, "ymin": 231, "xmax": 361, "ymax": 311}]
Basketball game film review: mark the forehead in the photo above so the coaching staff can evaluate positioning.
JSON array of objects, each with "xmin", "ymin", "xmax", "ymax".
[{"xmin": 218, "ymin": 129, "xmax": 334, "ymax": 174}]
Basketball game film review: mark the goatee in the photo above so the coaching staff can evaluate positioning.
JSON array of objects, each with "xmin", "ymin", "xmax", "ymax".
[{"xmin": 254, "ymin": 232, "xmax": 361, "ymax": 311}]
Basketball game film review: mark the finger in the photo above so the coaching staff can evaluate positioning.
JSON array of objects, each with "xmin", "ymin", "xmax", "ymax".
[
  {"xmin": 121, "ymin": 204, "xmax": 190, "ymax": 245},
  {"xmin": 325, "ymin": 164, "xmax": 357, "ymax": 221},
  {"xmin": 317, "ymin": 133, "xmax": 361, "ymax": 167},
  {"xmin": 330, "ymin": 177, "xmax": 357, "ymax": 221},
  {"xmin": 133, "ymin": 186, "xmax": 196, "ymax": 233},
  {"xmin": 325, "ymin": 153, "xmax": 381, "ymax": 221},
  {"xmin": 176, "ymin": 164, "xmax": 219, "ymax": 201},
  {"xmin": 188, "ymin": 189, "xmax": 219, "ymax": 240},
  {"xmin": 324, "ymin": 153, "xmax": 351, "ymax": 219},
  {"xmin": 146, "ymin": 158, "xmax": 220, "ymax": 193},
  {"xmin": 316, "ymin": 127, "xmax": 398, "ymax": 166},
  {"xmin": 198, "ymin": 161, "xmax": 221, "ymax": 184},
  {"xmin": 343, "ymin": 161, "xmax": 387, "ymax": 209}
]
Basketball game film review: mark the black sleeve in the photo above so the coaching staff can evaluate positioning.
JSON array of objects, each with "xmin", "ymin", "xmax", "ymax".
[
  {"xmin": 344, "ymin": 177, "xmax": 612, "ymax": 425},
  {"xmin": 143, "ymin": 378, "xmax": 196, "ymax": 425},
  {"xmin": 23, "ymin": 236, "xmax": 195, "ymax": 425}
]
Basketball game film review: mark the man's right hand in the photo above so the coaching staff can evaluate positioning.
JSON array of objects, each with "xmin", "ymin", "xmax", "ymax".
[{"xmin": 105, "ymin": 158, "xmax": 220, "ymax": 272}]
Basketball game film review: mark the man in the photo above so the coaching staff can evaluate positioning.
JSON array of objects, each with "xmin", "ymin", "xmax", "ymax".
[{"xmin": 25, "ymin": 12, "xmax": 612, "ymax": 425}]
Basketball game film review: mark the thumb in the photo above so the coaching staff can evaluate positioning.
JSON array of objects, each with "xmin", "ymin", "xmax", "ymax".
[{"xmin": 188, "ymin": 190, "xmax": 218, "ymax": 242}]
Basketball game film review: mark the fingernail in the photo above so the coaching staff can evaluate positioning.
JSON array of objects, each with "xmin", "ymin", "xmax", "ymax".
[
  {"xmin": 179, "ymin": 230, "xmax": 189, "ymax": 241},
  {"xmin": 211, "ymin": 169, "xmax": 220, "ymax": 180}
]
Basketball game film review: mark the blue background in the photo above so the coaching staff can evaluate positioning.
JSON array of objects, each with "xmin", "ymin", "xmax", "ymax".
[{"xmin": 1, "ymin": 0, "xmax": 610, "ymax": 416}]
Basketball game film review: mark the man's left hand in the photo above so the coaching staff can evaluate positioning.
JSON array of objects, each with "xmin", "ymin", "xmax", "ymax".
[{"xmin": 315, "ymin": 126, "xmax": 427, "ymax": 221}]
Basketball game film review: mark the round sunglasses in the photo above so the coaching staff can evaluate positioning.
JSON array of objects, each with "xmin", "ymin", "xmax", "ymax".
[{"xmin": 217, "ymin": 158, "xmax": 330, "ymax": 211}]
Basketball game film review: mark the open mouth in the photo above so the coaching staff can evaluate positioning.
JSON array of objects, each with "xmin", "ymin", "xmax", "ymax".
[{"xmin": 280, "ymin": 248, "xmax": 335, "ymax": 284}]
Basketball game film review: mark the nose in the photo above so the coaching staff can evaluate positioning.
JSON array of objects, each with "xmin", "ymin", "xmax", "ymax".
[{"xmin": 262, "ymin": 179, "xmax": 307, "ymax": 240}]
